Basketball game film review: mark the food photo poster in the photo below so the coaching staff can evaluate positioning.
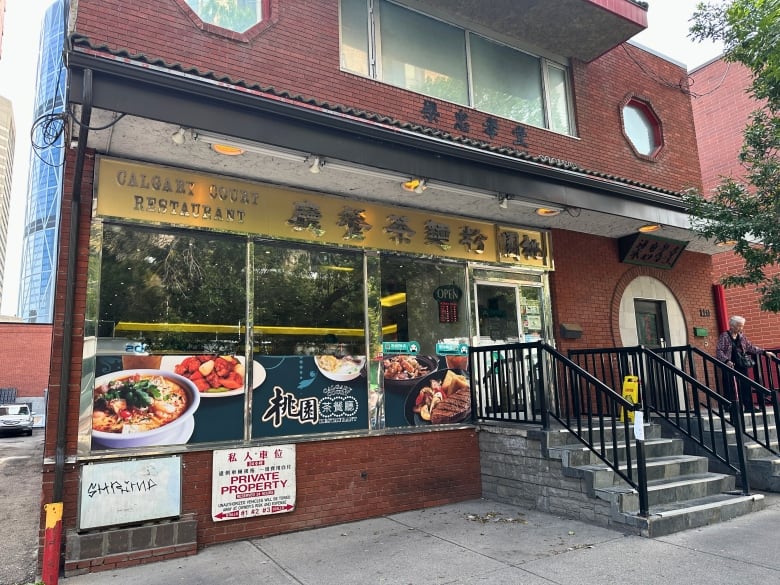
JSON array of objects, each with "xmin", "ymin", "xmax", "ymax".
[{"xmin": 90, "ymin": 351, "xmax": 470, "ymax": 450}]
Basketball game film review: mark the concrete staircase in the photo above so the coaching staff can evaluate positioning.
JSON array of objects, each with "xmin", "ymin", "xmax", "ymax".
[
  {"xmin": 690, "ymin": 409, "xmax": 780, "ymax": 492},
  {"xmin": 543, "ymin": 420, "xmax": 765, "ymax": 537}
]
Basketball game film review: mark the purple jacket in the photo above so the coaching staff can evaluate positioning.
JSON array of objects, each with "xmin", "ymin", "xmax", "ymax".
[{"xmin": 716, "ymin": 331, "xmax": 764, "ymax": 364}]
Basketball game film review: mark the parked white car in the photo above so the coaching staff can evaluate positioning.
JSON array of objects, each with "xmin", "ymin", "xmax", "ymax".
[{"xmin": 0, "ymin": 404, "xmax": 34, "ymax": 436}]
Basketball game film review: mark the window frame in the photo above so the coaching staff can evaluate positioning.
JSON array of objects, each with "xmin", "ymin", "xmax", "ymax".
[
  {"xmin": 621, "ymin": 96, "xmax": 663, "ymax": 160},
  {"xmin": 177, "ymin": 0, "xmax": 275, "ymax": 40},
  {"xmin": 341, "ymin": 0, "xmax": 575, "ymax": 136}
]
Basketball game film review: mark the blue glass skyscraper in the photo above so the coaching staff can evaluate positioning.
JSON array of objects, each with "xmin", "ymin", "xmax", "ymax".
[{"xmin": 18, "ymin": 0, "xmax": 66, "ymax": 323}]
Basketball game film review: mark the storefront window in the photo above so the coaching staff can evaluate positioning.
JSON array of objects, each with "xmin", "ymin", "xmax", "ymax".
[
  {"xmin": 97, "ymin": 225, "xmax": 247, "ymax": 355},
  {"xmin": 252, "ymin": 242, "xmax": 366, "ymax": 356},
  {"xmin": 380, "ymin": 255, "xmax": 468, "ymax": 354},
  {"xmin": 251, "ymin": 242, "xmax": 369, "ymax": 438},
  {"xmin": 81, "ymin": 158, "xmax": 556, "ymax": 452},
  {"xmin": 380, "ymin": 255, "xmax": 470, "ymax": 428},
  {"xmin": 90, "ymin": 224, "xmax": 248, "ymax": 449}
]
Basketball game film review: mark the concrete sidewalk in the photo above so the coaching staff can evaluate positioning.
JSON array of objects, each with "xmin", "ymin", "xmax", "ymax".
[{"xmin": 59, "ymin": 494, "xmax": 780, "ymax": 585}]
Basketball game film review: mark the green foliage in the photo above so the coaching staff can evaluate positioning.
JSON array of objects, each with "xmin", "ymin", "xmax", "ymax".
[{"xmin": 683, "ymin": 0, "xmax": 780, "ymax": 311}]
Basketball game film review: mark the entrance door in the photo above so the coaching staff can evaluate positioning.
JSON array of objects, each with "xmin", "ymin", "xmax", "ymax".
[{"xmin": 634, "ymin": 299, "xmax": 668, "ymax": 348}]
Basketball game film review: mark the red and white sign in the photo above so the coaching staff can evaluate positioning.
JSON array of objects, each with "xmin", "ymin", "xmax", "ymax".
[{"xmin": 211, "ymin": 444, "xmax": 296, "ymax": 522}]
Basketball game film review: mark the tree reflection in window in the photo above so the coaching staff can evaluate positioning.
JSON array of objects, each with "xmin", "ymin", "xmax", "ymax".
[
  {"xmin": 185, "ymin": 0, "xmax": 262, "ymax": 33},
  {"xmin": 98, "ymin": 225, "xmax": 246, "ymax": 353},
  {"xmin": 253, "ymin": 243, "xmax": 365, "ymax": 356}
]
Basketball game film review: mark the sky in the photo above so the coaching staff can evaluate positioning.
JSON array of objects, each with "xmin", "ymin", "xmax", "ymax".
[{"xmin": 0, "ymin": 0, "xmax": 727, "ymax": 317}]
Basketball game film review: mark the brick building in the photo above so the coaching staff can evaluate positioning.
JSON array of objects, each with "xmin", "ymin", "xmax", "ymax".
[
  {"xmin": 690, "ymin": 57, "xmax": 780, "ymax": 348},
  {"xmin": 0, "ymin": 322, "xmax": 52, "ymax": 397},
  {"xmin": 41, "ymin": 0, "xmax": 728, "ymax": 576}
]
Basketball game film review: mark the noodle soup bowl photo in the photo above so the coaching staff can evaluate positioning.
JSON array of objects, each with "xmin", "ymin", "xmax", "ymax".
[
  {"xmin": 91, "ymin": 369, "xmax": 201, "ymax": 449},
  {"xmin": 315, "ymin": 355, "xmax": 366, "ymax": 382}
]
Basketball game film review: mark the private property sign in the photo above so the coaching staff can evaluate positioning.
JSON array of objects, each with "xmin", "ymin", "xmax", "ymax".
[{"xmin": 211, "ymin": 444, "xmax": 296, "ymax": 522}]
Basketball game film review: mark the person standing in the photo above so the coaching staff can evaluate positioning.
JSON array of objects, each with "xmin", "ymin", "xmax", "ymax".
[{"xmin": 716, "ymin": 315, "xmax": 776, "ymax": 410}]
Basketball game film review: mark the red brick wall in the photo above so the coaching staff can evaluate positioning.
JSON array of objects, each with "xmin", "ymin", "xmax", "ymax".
[
  {"xmin": 691, "ymin": 59, "xmax": 780, "ymax": 347},
  {"xmin": 42, "ymin": 430, "xmax": 481, "ymax": 564},
  {"xmin": 0, "ymin": 323, "xmax": 52, "ymax": 397},
  {"xmin": 72, "ymin": 0, "xmax": 701, "ymax": 194},
  {"xmin": 691, "ymin": 60, "xmax": 756, "ymax": 193},
  {"xmin": 550, "ymin": 229, "xmax": 718, "ymax": 355}
]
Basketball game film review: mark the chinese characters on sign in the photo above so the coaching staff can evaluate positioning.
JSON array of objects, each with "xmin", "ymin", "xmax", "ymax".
[
  {"xmin": 212, "ymin": 445, "xmax": 296, "ymax": 521},
  {"xmin": 262, "ymin": 387, "xmax": 319, "ymax": 428},
  {"xmin": 497, "ymin": 228, "xmax": 547, "ymax": 266},
  {"xmin": 618, "ymin": 233, "xmax": 688, "ymax": 269},
  {"xmin": 338, "ymin": 207, "xmax": 372, "ymax": 240},
  {"xmin": 421, "ymin": 99, "xmax": 528, "ymax": 147},
  {"xmin": 97, "ymin": 159, "xmax": 552, "ymax": 266},
  {"xmin": 288, "ymin": 201, "xmax": 325, "ymax": 236}
]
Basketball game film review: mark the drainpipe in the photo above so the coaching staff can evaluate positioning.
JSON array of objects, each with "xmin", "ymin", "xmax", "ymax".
[
  {"xmin": 53, "ymin": 67, "xmax": 91, "ymax": 501},
  {"xmin": 713, "ymin": 284, "xmax": 728, "ymax": 335},
  {"xmin": 43, "ymin": 70, "xmax": 92, "ymax": 585}
]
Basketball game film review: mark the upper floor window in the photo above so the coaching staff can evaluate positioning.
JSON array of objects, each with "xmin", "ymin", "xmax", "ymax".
[
  {"xmin": 184, "ymin": 0, "xmax": 264, "ymax": 32},
  {"xmin": 622, "ymin": 98, "xmax": 662, "ymax": 158},
  {"xmin": 340, "ymin": 0, "xmax": 574, "ymax": 136}
]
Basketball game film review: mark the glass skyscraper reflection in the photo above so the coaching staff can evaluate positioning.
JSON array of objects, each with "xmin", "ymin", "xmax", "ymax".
[{"xmin": 18, "ymin": 0, "xmax": 66, "ymax": 323}]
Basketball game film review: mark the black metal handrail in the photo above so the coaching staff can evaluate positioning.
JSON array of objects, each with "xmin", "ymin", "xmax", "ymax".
[
  {"xmin": 569, "ymin": 345, "xmax": 750, "ymax": 493},
  {"xmin": 656, "ymin": 345, "xmax": 780, "ymax": 456},
  {"xmin": 469, "ymin": 341, "xmax": 649, "ymax": 516}
]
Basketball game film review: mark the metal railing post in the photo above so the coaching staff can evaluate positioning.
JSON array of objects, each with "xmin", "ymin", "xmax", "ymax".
[
  {"xmin": 539, "ymin": 345, "xmax": 549, "ymax": 430},
  {"xmin": 731, "ymin": 401, "xmax": 750, "ymax": 495},
  {"xmin": 635, "ymin": 429, "xmax": 649, "ymax": 517}
]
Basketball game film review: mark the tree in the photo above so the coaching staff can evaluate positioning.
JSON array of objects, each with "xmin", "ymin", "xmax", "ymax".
[{"xmin": 682, "ymin": 0, "xmax": 780, "ymax": 310}]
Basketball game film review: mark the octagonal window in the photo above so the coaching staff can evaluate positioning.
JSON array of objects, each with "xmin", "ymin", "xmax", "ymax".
[
  {"xmin": 184, "ymin": 0, "xmax": 264, "ymax": 33},
  {"xmin": 622, "ymin": 98, "xmax": 662, "ymax": 158}
]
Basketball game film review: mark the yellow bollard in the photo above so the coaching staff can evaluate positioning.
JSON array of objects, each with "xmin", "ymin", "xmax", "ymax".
[
  {"xmin": 42, "ymin": 502, "xmax": 63, "ymax": 585},
  {"xmin": 620, "ymin": 375, "xmax": 640, "ymax": 422}
]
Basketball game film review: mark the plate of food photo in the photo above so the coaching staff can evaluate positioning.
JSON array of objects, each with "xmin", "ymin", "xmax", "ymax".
[
  {"xmin": 91, "ymin": 369, "xmax": 200, "ymax": 449},
  {"xmin": 405, "ymin": 368, "xmax": 471, "ymax": 426},
  {"xmin": 314, "ymin": 354, "xmax": 366, "ymax": 382},
  {"xmin": 382, "ymin": 354, "xmax": 439, "ymax": 390},
  {"xmin": 160, "ymin": 355, "xmax": 266, "ymax": 397}
]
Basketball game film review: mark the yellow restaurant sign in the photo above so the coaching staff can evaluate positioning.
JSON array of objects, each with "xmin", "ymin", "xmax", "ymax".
[{"xmin": 95, "ymin": 157, "xmax": 552, "ymax": 268}]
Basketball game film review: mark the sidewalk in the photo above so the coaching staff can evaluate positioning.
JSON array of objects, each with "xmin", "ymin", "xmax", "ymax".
[{"xmin": 59, "ymin": 493, "xmax": 780, "ymax": 585}]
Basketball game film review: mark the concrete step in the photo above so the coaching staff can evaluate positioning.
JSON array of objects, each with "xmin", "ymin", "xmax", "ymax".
[
  {"xmin": 644, "ymin": 472, "xmax": 736, "ymax": 506},
  {"xmin": 549, "ymin": 436, "xmax": 684, "ymax": 467},
  {"xmin": 543, "ymin": 423, "xmax": 662, "ymax": 448},
  {"xmin": 569, "ymin": 454, "xmax": 710, "ymax": 491},
  {"xmin": 530, "ymin": 423, "xmax": 767, "ymax": 536},
  {"xmin": 626, "ymin": 493, "xmax": 766, "ymax": 538}
]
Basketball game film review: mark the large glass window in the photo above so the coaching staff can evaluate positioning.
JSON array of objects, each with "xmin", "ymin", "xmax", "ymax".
[
  {"xmin": 251, "ymin": 243, "xmax": 368, "ymax": 438},
  {"xmin": 379, "ymin": 1, "xmax": 468, "ymax": 105},
  {"xmin": 340, "ymin": 0, "xmax": 371, "ymax": 76},
  {"xmin": 253, "ymin": 243, "xmax": 366, "ymax": 356},
  {"xmin": 380, "ymin": 255, "xmax": 468, "ymax": 355},
  {"xmin": 340, "ymin": 0, "xmax": 573, "ymax": 135},
  {"xmin": 380, "ymin": 255, "xmax": 470, "ymax": 428},
  {"xmin": 91, "ymin": 225, "xmax": 248, "ymax": 449},
  {"xmin": 97, "ymin": 225, "xmax": 247, "ymax": 353},
  {"xmin": 470, "ymin": 34, "xmax": 543, "ymax": 127}
]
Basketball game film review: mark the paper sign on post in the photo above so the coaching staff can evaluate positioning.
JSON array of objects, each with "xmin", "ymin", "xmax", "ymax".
[{"xmin": 633, "ymin": 410, "xmax": 645, "ymax": 441}]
